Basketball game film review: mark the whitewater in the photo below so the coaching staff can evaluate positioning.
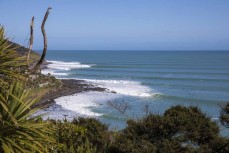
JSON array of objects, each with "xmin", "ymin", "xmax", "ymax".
[
  {"xmin": 38, "ymin": 51, "xmax": 229, "ymax": 129},
  {"xmin": 40, "ymin": 59, "xmax": 157, "ymax": 126}
]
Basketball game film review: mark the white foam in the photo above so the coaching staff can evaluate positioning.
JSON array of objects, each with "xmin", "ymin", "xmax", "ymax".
[
  {"xmin": 37, "ymin": 79, "xmax": 155, "ymax": 119},
  {"xmin": 39, "ymin": 60, "xmax": 156, "ymax": 119},
  {"xmin": 34, "ymin": 104, "xmax": 80, "ymax": 121},
  {"xmin": 47, "ymin": 60, "xmax": 92, "ymax": 70},
  {"xmin": 56, "ymin": 91, "xmax": 121, "ymax": 116},
  {"xmin": 54, "ymin": 92, "xmax": 102, "ymax": 117},
  {"xmin": 36, "ymin": 91, "xmax": 120, "ymax": 119},
  {"xmin": 74, "ymin": 79, "xmax": 155, "ymax": 97},
  {"xmin": 42, "ymin": 61, "xmax": 154, "ymax": 98},
  {"xmin": 41, "ymin": 60, "xmax": 93, "ymax": 76}
]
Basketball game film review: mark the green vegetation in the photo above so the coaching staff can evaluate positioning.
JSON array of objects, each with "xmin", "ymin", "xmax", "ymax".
[
  {"xmin": 0, "ymin": 25, "xmax": 228, "ymax": 153},
  {"xmin": 0, "ymin": 25, "xmax": 55, "ymax": 152},
  {"xmin": 0, "ymin": 27, "xmax": 27, "ymax": 83},
  {"xmin": 108, "ymin": 105, "xmax": 229, "ymax": 153},
  {"xmin": 49, "ymin": 119, "xmax": 94, "ymax": 153},
  {"xmin": 72, "ymin": 118, "xmax": 111, "ymax": 152},
  {"xmin": 0, "ymin": 82, "xmax": 54, "ymax": 152},
  {"xmin": 44, "ymin": 105, "xmax": 229, "ymax": 153}
]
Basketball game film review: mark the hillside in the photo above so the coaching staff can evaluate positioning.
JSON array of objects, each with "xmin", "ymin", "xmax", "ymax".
[{"xmin": 7, "ymin": 40, "xmax": 41, "ymax": 63}]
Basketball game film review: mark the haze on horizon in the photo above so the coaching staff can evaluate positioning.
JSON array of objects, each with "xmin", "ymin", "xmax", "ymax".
[{"xmin": 0, "ymin": 0, "xmax": 229, "ymax": 51}]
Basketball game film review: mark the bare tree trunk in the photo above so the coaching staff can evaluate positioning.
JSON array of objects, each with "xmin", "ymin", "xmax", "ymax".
[
  {"xmin": 32, "ymin": 7, "xmax": 51, "ymax": 73},
  {"xmin": 27, "ymin": 16, "xmax": 34, "ymax": 66}
]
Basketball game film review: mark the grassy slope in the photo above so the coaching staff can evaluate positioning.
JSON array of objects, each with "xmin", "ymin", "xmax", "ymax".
[
  {"xmin": 7, "ymin": 40, "xmax": 41, "ymax": 63},
  {"xmin": 7, "ymin": 41, "xmax": 62, "ymax": 106}
]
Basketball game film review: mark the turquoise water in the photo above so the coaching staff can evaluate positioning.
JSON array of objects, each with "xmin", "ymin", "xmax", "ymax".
[{"xmin": 41, "ymin": 51, "xmax": 229, "ymax": 129}]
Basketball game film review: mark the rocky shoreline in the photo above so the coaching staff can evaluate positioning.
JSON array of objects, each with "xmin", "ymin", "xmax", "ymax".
[{"xmin": 37, "ymin": 79, "xmax": 108, "ymax": 107}]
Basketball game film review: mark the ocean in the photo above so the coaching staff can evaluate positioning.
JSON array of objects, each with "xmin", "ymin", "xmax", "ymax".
[{"xmin": 40, "ymin": 51, "xmax": 229, "ymax": 129}]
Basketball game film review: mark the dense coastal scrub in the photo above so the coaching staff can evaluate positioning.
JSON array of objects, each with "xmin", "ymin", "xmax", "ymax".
[
  {"xmin": 108, "ymin": 106, "xmax": 229, "ymax": 153},
  {"xmin": 0, "ymin": 25, "xmax": 229, "ymax": 152}
]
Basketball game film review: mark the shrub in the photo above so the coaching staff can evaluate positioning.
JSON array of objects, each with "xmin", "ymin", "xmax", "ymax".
[
  {"xmin": 109, "ymin": 105, "xmax": 229, "ymax": 153},
  {"xmin": 51, "ymin": 119, "xmax": 97, "ymax": 153},
  {"xmin": 72, "ymin": 117, "xmax": 111, "ymax": 152}
]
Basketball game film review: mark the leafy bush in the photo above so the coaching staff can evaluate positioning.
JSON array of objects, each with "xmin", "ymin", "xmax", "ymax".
[
  {"xmin": 108, "ymin": 105, "xmax": 229, "ymax": 153},
  {"xmin": 53, "ymin": 120, "xmax": 85, "ymax": 152},
  {"xmin": 50, "ymin": 117, "xmax": 111, "ymax": 153},
  {"xmin": 72, "ymin": 117, "xmax": 111, "ymax": 153}
]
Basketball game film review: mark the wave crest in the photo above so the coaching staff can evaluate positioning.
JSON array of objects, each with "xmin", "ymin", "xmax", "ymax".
[
  {"xmin": 41, "ymin": 60, "xmax": 93, "ymax": 76},
  {"xmin": 66, "ymin": 78, "xmax": 157, "ymax": 97},
  {"xmin": 47, "ymin": 60, "xmax": 92, "ymax": 70}
]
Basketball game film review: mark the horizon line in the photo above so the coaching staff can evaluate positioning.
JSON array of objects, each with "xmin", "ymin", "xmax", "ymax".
[{"xmin": 34, "ymin": 49, "xmax": 229, "ymax": 51}]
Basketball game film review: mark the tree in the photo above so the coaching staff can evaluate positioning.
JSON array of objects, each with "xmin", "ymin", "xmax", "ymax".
[
  {"xmin": 32, "ymin": 7, "xmax": 51, "ymax": 73},
  {"xmin": 26, "ymin": 16, "xmax": 34, "ymax": 66}
]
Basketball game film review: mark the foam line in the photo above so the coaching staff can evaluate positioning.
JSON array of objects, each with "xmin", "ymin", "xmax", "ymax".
[
  {"xmin": 47, "ymin": 60, "xmax": 92, "ymax": 70},
  {"xmin": 68, "ymin": 78, "xmax": 156, "ymax": 97},
  {"xmin": 41, "ymin": 60, "xmax": 93, "ymax": 76},
  {"xmin": 54, "ymin": 92, "xmax": 104, "ymax": 117}
]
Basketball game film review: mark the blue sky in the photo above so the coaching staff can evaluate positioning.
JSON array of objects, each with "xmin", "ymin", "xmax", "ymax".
[{"xmin": 0, "ymin": 0, "xmax": 229, "ymax": 50}]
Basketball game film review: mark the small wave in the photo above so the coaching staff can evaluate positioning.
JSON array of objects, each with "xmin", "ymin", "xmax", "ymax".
[
  {"xmin": 47, "ymin": 60, "xmax": 92, "ymax": 70},
  {"xmin": 137, "ymin": 76, "xmax": 229, "ymax": 82},
  {"xmin": 68, "ymin": 78, "xmax": 157, "ymax": 97},
  {"xmin": 153, "ymin": 93, "xmax": 222, "ymax": 103},
  {"xmin": 41, "ymin": 60, "xmax": 94, "ymax": 76}
]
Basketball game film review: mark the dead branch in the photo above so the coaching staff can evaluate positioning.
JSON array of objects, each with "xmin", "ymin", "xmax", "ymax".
[
  {"xmin": 107, "ymin": 100, "xmax": 132, "ymax": 119},
  {"xmin": 27, "ymin": 16, "xmax": 34, "ymax": 66},
  {"xmin": 32, "ymin": 7, "xmax": 51, "ymax": 73}
]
